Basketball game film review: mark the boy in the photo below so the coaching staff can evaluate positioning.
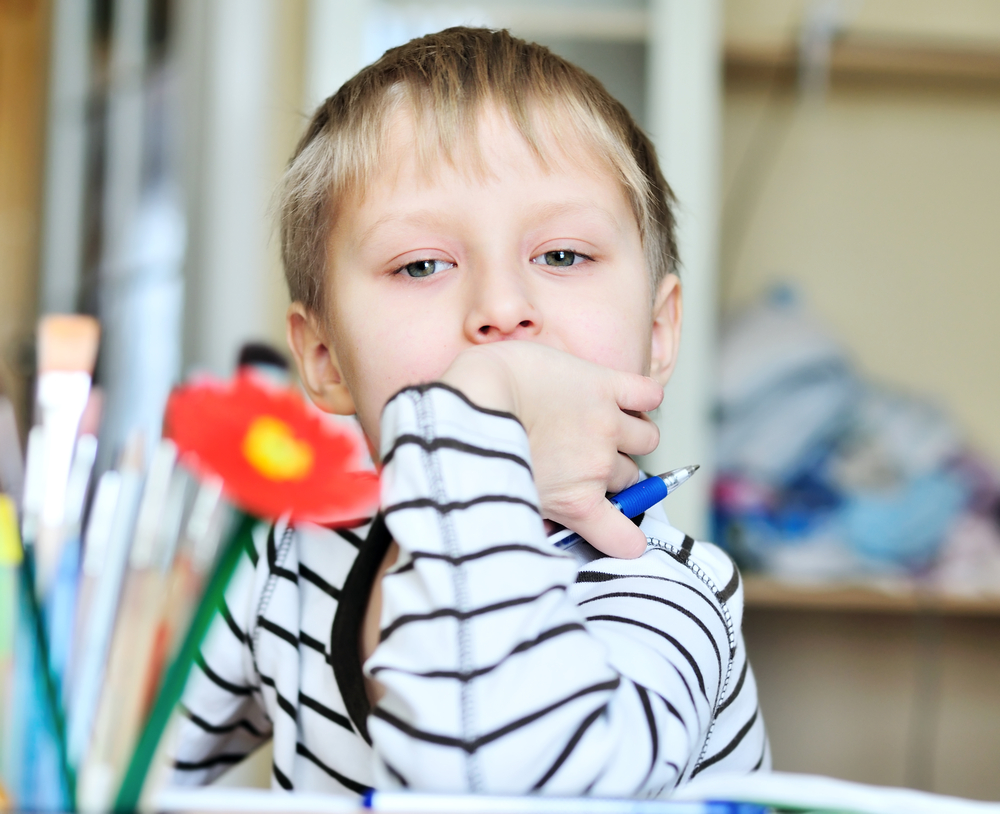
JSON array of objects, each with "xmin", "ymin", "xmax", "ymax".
[{"xmin": 172, "ymin": 27, "xmax": 768, "ymax": 797}]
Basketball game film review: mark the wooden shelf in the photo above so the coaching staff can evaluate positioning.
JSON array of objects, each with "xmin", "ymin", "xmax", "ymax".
[
  {"xmin": 725, "ymin": 35, "xmax": 1000, "ymax": 91},
  {"xmin": 743, "ymin": 575, "xmax": 1000, "ymax": 616}
]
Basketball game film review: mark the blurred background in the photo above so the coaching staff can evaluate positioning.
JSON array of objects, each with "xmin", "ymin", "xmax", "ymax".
[{"xmin": 1, "ymin": 0, "xmax": 999, "ymax": 801}]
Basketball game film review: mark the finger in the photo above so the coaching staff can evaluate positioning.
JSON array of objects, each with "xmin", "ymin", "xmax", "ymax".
[
  {"xmin": 616, "ymin": 411, "xmax": 660, "ymax": 457},
  {"xmin": 613, "ymin": 373, "xmax": 664, "ymax": 414},
  {"xmin": 574, "ymin": 499, "xmax": 648, "ymax": 560},
  {"xmin": 608, "ymin": 452, "xmax": 641, "ymax": 495}
]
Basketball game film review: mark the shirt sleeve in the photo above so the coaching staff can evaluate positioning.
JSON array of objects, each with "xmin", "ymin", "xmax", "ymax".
[
  {"xmin": 366, "ymin": 383, "xmax": 767, "ymax": 796},
  {"xmin": 168, "ymin": 523, "xmax": 273, "ymax": 786}
]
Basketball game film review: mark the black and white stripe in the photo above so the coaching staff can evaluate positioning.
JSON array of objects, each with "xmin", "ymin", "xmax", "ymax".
[
  {"xmin": 367, "ymin": 385, "xmax": 767, "ymax": 794},
  {"xmin": 170, "ymin": 516, "xmax": 376, "ymax": 794},
  {"xmin": 171, "ymin": 383, "xmax": 767, "ymax": 797}
]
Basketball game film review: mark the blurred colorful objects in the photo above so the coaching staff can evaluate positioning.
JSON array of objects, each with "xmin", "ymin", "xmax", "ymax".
[
  {"xmin": 0, "ymin": 328, "xmax": 382, "ymax": 812},
  {"xmin": 714, "ymin": 286, "xmax": 1000, "ymax": 589},
  {"xmin": 164, "ymin": 373, "xmax": 379, "ymax": 523}
]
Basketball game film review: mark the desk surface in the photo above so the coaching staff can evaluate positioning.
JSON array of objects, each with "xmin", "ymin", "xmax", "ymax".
[{"xmin": 743, "ymin": 574, "xmax": 1000, "ymax": 615}]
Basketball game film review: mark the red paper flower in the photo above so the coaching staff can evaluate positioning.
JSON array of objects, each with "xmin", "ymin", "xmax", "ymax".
[{"xmin": 164, "ymin": 373, "xmax": 379, "ymax": 523}]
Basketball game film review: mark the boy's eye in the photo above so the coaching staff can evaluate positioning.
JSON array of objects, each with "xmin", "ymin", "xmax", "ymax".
[
  {"xmin": 398, "ymin": 259, "xmax": 452, "ymax": 278},
  {"xmin": 533, "ymin": 250, "xmax": 588, "ymax": 267}
]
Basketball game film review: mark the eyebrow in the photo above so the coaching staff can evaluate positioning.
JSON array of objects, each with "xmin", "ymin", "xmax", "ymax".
[
  {"xmin": 357, "ymin": 211, "xmax": 454, "ymax": 248},
  {"xmin": 521, "ymin": 200, "xmax": 625, "ymax": 235},
  {"xmin": 360, "ymin": 199, "xmax": 624, "ymax": 249}
]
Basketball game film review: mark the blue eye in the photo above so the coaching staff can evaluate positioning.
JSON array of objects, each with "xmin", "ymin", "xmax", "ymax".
[
  {"xmin": 399, "ymin": 259, "xmax": 451, "ymax": 278},
  {"xmin": 533, "ymin": 250, "xmax": 589, "ymax": 267}
]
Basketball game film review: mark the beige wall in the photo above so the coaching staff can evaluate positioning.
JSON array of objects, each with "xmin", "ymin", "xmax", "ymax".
[{"xmin": 722, "ymin": 1, "xmax": 1000, "ymax": 464}]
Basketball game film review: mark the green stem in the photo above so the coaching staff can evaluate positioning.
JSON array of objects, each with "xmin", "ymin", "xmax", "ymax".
[{"xmin": 114, "ymin": 511, "xmax": 256, "ymax": 813}]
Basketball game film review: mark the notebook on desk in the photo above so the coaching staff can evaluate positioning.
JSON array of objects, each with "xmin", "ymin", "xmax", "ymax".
[
  {"xmin": 672, "ymin": 771, "xmax": 1000, "ymax": 814},
  {"xmin": 156, "ymin": 787, "xmax": 753, "ymax": 813}
]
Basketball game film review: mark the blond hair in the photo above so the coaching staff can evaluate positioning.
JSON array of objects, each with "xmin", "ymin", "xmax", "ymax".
[{"xmin": 279, "ymin": 27, "xmax": 678, "ymax": 313}]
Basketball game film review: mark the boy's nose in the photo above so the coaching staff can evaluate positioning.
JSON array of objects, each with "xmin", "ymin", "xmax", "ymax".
[{"xmin": 464, "ymin": 265, "xmax": 541, "ymax": 343}]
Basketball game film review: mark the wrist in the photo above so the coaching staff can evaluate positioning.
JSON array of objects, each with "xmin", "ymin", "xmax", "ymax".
[{"xmin": 439, "ymin": 347, "xmax": 518, "ymax": 416}]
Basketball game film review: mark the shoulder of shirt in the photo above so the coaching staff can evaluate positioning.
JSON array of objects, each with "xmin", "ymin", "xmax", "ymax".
[
  {"xmin": 644, "ymin": 504, "xmax": 740, "ymax": 593},
  {"xmin": 234, "ymin": 516, "xmax": 368, "ymax": 633},
  {"xmin": 573, "ymin": 501, "xmax": 745, "ymax": 625},
  {"xmin": 246, "ymin": 516, "xmax": 369, "ymax": 568}
]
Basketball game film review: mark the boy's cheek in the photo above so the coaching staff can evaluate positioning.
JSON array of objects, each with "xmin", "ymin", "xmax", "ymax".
[
  {"xmin": 348, "ymin": 344, "xmax": 461, "ymax": 445},
  {"xmin": 559, "ymin": 313, "xmax": 653, "ymax": 375}
]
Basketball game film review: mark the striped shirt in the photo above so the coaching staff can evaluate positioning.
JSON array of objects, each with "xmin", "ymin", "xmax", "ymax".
[{"xmin": 171, "ymin": 383, "xmax": 768, "ymax": 796}]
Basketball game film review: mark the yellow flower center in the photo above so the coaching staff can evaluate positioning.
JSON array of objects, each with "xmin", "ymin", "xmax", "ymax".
[{"xmin": 242, "ymin": 416, "xmax": 314, "ymax": 481}]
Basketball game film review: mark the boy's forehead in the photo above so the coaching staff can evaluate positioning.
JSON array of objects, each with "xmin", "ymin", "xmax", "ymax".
[{"xmin": 377, "ymin": 101, "xmax": 621, "ymax": 194}]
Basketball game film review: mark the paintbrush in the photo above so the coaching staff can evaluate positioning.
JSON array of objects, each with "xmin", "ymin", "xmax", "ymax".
[
  {"xmin": 77, "ymin": 440, "xmax": 178, "ymax": 811},
  {"xmin": 20, "ymin": 427, "xmax": 46, "ymax": 555},
  {"xmin": 52, "ymin": 389, "xmax": 103, "ymax": 701},
  {"xmin": 67, "ymin": 433, "xmax": 143, "ymax": 772},
  {"xmin": 32, "ymin": 315, "xmax": 100, "ymax": 597},
  {"xmin": 45, "ymin": 434, "xmax": 98, "ymax": 698},
  {"xmin": 64, "ymin": 468, "xmax": 121, "ymax": 712}
]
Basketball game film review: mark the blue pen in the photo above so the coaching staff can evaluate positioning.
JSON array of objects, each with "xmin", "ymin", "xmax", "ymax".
[{"xmin": 552, "ymin": 465, "xmax": 699, "ymax": 561}]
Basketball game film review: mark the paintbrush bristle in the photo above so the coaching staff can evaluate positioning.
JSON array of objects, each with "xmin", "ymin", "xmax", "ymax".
[{"xmin": 37, "ymin": 315, "xmax": 101, "ymax": 374}]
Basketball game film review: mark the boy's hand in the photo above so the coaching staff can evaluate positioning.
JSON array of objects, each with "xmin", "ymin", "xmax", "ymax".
[{"xmin": 440, "ymin": 342, "xmax": 663, "ymax": 558}]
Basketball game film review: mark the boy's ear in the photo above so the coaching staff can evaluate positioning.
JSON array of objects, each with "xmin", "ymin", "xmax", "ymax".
[
  {"xmin": 649, "ymin": 273, "xmax": 683, "ymax": 386},
  {"xmin": 286, "ymin": 302, "xmax": 356, "ymax": 415}
]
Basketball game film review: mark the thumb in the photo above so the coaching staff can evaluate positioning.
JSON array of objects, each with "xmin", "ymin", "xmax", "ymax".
[{"xmin": 574, "ymin": 500, "xmax": 648, "ymax": 560}]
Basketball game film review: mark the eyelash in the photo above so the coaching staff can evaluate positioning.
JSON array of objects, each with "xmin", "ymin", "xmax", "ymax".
[
  {"xmin": 393, "ymin": 259, "xmax": 455, "ymax": 278},
  {"xmin": 392, "ymin": 249, "xmax": 595, "ymax": 278},
  {"xmin": 531, "ymin": 249, "xmax": 594, "ymax": 268}
]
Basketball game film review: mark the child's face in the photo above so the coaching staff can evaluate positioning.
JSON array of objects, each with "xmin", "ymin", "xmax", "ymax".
[{"xmin": 291, "ymin": 107, "xmax": 681, "ymax": 451}]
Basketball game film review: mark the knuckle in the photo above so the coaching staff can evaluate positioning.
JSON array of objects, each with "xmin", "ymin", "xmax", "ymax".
[
  {"xmin": 593, "ymin": 412, "xmax": 619, "ymax": 440},
  {"xmin": 553, "ymin": 493, "xmax": 594, "ymax": 520},
  {"xmin": 645, "ymin": 421, "xmax": 660, "ymax": 451}
]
